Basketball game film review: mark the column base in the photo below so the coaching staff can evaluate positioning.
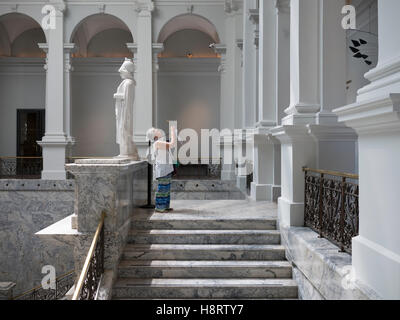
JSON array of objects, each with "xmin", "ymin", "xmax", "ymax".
[
  {"xmin": 278, "ymin": 197, "xmax": 304, "ymax": 227},
  {"xmin": 353, "ymin": 236, "xmax": 400, "ymax": 299},
  {"xmin": 38, "ymin": 137, "xmax": 68, "ymax": 180},
  {"xmin": 250, "ymin": 183, "xmax": 281, "ymax": 202}
]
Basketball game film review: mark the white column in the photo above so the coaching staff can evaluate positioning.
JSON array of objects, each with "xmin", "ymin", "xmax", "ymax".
[
  {"xmin": 283, "ymin": 0, "xmax": 320, "ymax": 125},
  {"xmin": 134, "ymin": 1, "xmax": 154, "ymax": 158},
  {"xmin": 152, "ymin": 43, "xmax": 163, "ymax": 128},
  {"xmin": 275, "ymin": 0, "xmax": 290, "ymax": 125},
  {"xmin": 335, "ymin": 0, "xmax": 400, "ymax": 299},
  {"xmin": 37, "ymin": 2, "xmax": 68, "ymax": 180},
  {"xmin": 242, "ymin": 0, "xmax": 258, "ymax": 129},
  {"xmin": 251, "ymin": 0, "xmax": 282, "ymax": 201},
  {"xmin": 64, "ymin": 43, "xmax": 76, "ymax": 158},
  {"xmin": 271, "ymin": 0, "xmax": 319, "ymax": 224}
]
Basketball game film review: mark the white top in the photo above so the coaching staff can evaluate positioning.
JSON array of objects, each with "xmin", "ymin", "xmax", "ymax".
[{"xmin": 151, "ymin": 142, "xmax": 174, "ymax": 179}]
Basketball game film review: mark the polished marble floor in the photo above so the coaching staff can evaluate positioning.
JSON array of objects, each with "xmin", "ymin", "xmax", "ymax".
[{"xmin": 135, "ymin": 200, "xmax": 278, "ymax": 220}]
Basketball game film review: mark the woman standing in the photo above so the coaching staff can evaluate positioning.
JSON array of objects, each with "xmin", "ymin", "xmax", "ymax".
[{"xmin": 146, "ymin": 126, "xmax": 177, "ymax": 213}]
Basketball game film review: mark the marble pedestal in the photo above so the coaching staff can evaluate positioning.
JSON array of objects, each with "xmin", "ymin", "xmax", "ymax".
[{"xmin": 37, "ymin": 159, "xmax": 147, "ymax": 291}]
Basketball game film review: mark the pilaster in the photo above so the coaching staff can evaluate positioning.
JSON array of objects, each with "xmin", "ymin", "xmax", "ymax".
[
  {"xmin": 134, "ymin": 1, "xmax": 154, "ymax": 159},
  {"xmin": 64, "ymin": 43, "xmax": 77, "ymax": 157},
  {"xmin": 152, "ymin": 43, "xmax": 164, "ymax": 128}
]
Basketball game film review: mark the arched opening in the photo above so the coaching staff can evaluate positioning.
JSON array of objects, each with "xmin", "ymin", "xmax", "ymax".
[
  {"xmin": 157, "ymin": 15, "xmax": 221, "ymax": 168},
  {"xmin": 70, "ymin": 14, "xmax": 134, "ymax": 157},
  {"xmin": 0, "ymin": 13, "xmax": 46, "ymax": 176}
]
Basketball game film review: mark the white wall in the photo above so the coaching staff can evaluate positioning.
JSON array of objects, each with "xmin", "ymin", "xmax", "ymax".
[
  {"xmin": 157, "ymin": 58, "xmax": 221, "ymax": 139},
  {"xmin": 0, "ymin": 58, "xmax": 45, "ymax": 156},
  {"xmin": 71, "ymin": 58, "xmax": 124, "ymax": 157}
]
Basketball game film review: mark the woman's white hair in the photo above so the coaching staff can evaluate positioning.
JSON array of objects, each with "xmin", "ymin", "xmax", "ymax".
[
  {"xmin": 146, "ymin": 128, "xmax": 157, "ymax": 142},
  {"xmin": 146, "ymin": 127, "xmax": 163, "ymax": 142}
]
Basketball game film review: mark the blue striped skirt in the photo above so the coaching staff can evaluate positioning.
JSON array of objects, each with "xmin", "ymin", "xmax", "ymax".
[{"xmin": 155, "ymin": 173, "xmax": 172, "ymax": 212}]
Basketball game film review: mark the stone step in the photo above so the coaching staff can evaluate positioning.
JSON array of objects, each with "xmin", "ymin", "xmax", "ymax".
[
  {"xmin": 122, "ymin": 244, "xmax": 286, "ymax": 261},
  {"xmin": 131, "ymin": 218, "xmax": 277, "ymax": 231},
  {"xmin": 112, "ymin": 278, "xmax": 298, "ymax": 299},
  {"xmin": 127, "ymin": 229, "xmax": 281, "ymax": 245},
  {"xmin": 117, "ymin": 260, "xmax": 292, "ymax": 279}
]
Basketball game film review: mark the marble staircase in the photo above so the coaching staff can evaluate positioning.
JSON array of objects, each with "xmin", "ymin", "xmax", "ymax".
[
  {"xmin": 112, "ymin": 200, "xmax": 298, "ymax": 299},
  {"xmin": 152, "ymin": 180, "xmax": 246, "ymax": 200}
]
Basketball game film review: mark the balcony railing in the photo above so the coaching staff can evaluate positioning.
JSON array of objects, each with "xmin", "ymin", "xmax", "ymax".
[
  {"xmin": 0, "ymin": 157, "xmax": 111, "ymax": 179},
  {"xmin": 0, "ymin": 157, "xmax": 43, "ymax": 179},
  {"xmin": 12, "ymin": 270, "xmax": 75, "ymax": 300},
  {"xmin": 303, "ymin": 167, "xmax": 359, "ymax": 254},
  {"xmin": 72, "ymin": 211, "xmax": 106, "ymax": 300}
]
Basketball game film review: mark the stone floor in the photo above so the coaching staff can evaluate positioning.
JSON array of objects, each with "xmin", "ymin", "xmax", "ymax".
[{"xmin": 142, "ymin": 200, "xmax": 278, "ymax": 220}]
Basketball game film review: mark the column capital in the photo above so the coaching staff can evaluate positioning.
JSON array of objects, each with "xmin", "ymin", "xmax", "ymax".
[
  {"xmin": 126, "ymin": 42, "xmax": 138, "ymax": 55},
  {"xmin": 64, "ymin": 43, "xmax": 76, "ymax": 72},
  {"xmin": 64, "ymin": 43, "xmax": 77, "ymax": 54},
  {"xmin": 38, "ymin": 43, "xmax": 49, "ymax": 70},
  {"xmin": 213, "ymin": 44, "xmax": 227, "ymax": 56},
  {"xmin": 152, "ymin": 43, "xmax": 164, "ymax": 55},
  {"xmin": 135, "ymin": 1, "xmax": 154, "ymax": 16},
  {"xmin": 214, "ymin": 45, "xmax": 227, "ymax": 73},
  {"xmin": 152, "ymin": 43, "xmax": 164, "ymax": 71},
  {"xmin": 126, "ymin": 43, "xmax": 139, "ymax": 73}
]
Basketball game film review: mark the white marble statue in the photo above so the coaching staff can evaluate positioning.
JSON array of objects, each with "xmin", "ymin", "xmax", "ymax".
[{"xmin": 114, "ymin": 58, "xmax": 139, "ymax": 160}]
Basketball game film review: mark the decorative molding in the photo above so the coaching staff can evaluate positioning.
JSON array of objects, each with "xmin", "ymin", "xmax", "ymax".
[
  {"xmin": 0, "ymin": 57, "xmax": 46, "ymax": 75},
  {"xmin": 98, "ymin": 4, "xmax": 106, "ymax": 14},
  {"xmin": 186, "ymin": 4, "xmax": 194, "ymax": 14},
  {"xmin": 334, "ymin": 94, "xmax": 400, "ymax": 135},
  {"xmin": 9, "ymin": 3, "xmax": 19, "ymax": 12},
  {"xmin": 49, "ymin": 0, "xmax": 67, "ymax": 13},
  {"xmin": 135, "ymin": 1, "xmax": 155, "ymax": 16}
]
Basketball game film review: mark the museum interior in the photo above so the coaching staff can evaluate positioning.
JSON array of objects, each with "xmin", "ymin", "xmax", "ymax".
[{"xmin": 0, "ymin": 0, "xmax": 399, "ymax": 301}]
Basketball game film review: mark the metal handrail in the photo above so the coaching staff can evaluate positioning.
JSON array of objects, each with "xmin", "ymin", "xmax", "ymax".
[
  {"xmin": 72, "ymin": 211, "xmax": 106, "ymax": 300},
  {"xmin": 12, "ymin": 270, "xmax": 75, "ymax": 300},
  {"xmin": 302, "ymin": 167, "xmax": 359, "ymax": 180}
]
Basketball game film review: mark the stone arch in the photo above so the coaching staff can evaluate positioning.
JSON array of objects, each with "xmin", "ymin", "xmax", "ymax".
[
  {"xmin": 0, "ymin": 12, "xmax": 46, "ymax": 57},
  {"xmin": 157, "ymin": 13, "xmax": 220, "ymax": 44},
  {"xmin": 70, "ymin": 13, "xmax": 133, "ymax": 58}
]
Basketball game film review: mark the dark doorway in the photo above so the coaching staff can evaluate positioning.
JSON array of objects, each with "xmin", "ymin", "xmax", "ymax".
[{"xmin": 16, "ymin": 109, "xmax": 45, "ymax": 177}]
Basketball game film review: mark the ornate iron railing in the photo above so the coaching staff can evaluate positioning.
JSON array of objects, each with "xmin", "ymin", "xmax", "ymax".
[
  {"xmin": 12, "ymin": 270, "xmax": 75, "ymax": 300},
  {"xmin": 72, "ymin": 211, "xmax": 106, "ymax": 300},
  {"xmin": 0, "ymin": 157, "xmax": 42, "ymax": 179},
  {"xmin": 303, "ymin": 168, "xmax": 359, "ymax": 254}
]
